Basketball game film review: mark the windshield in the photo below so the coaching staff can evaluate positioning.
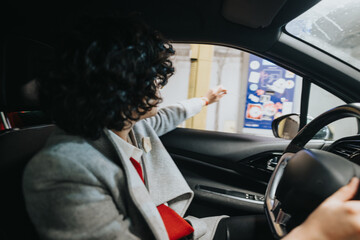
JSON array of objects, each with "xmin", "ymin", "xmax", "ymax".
[{"xmin": 286, "ymin": 0, "xmax": 360, "ymax": 70}]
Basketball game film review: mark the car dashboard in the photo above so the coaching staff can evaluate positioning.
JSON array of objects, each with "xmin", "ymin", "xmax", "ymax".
[{"xmin": 326, "ymin": 135, "xmax": 360, "ymax": 164}]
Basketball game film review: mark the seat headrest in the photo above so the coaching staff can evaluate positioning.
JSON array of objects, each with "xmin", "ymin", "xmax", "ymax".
[{"xmin": 0, "ymin": 36, "xmax": 55, "ymax": 112}]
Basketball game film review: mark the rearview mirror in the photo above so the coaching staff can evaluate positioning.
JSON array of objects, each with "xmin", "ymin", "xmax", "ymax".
[{"xmin": 272, "ymin": 114, "xmax": 300, "ymax": 140}]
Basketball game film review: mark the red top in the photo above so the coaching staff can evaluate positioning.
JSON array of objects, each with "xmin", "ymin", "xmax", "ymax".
[{"xmin": 129, "ymin": 157, "xmax": 194, "ymax": 240}]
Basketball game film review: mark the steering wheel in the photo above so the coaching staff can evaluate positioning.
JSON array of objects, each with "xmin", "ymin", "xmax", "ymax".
[{"xmin": 265, "ymin": 103, "xmax": 360, "ymax": 239}]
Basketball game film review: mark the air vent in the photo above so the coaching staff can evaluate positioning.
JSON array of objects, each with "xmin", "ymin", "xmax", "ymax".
[{"xmin": 330, "ymin": 141, "xmax": 360, "ymax": 160}]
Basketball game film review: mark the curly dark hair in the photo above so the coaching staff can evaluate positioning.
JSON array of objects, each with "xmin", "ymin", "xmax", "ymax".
[{"xmin": 39, "ymin": 16, "xmax": 175, "ymax": 139}]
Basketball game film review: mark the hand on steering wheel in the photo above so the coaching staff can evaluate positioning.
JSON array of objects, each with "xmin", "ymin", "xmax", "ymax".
[
  {"xmin": 284, "ymin": 178, "xmax": 360, "ymax": 240},
  {"xmin": 265, "ymin": 103, "xmax": 360, "ymax": 239}
]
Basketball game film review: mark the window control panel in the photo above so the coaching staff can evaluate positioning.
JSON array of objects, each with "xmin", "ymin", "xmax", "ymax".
[{"xmin": 195, "ymin": 185, "xmax": 264, "ymax": 204}]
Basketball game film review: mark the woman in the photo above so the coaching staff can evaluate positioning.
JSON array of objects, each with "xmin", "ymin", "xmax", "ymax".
[
  {"xmin": 23, "ymin": 16, "xmax": 230, "ymax": 240},
  {"xmin": 23, "ymin": 16, "xmax": 360, "ymax": 240}
]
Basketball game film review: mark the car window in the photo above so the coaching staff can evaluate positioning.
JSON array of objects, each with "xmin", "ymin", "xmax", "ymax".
[
  {"xmin": 160, "ymin": 43, "xmax": 302, "ymax": 138},
  {"xmin": 160, "ymin": 43, "xmax": 358, "ymax": 140},
  {"xmin": 308, "ymin": 83, "xmax": 358, "ymax": 140},
  {"xmin": 285, "ymin": 0, "xmax": 360, "ymax": 70}
]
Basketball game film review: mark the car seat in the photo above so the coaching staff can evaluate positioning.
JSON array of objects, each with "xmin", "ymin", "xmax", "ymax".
[{"xmin": 0, "ymin": 36, "xmax": 55, "ymax": 239}]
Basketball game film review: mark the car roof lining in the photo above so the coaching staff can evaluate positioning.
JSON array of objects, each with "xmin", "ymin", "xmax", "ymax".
[{"xmin": 3, "ymin": 0, "xmax": 320, "ymax": 51}]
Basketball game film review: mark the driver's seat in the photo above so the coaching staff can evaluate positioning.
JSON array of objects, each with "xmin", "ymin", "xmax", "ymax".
[{"xmin": 0, "ymin": 36, "xmax": 55, "ymax": 239}]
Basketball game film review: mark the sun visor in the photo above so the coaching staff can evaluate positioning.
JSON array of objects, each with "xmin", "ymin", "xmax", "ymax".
[
  {"xmin": 221, "ymin": 0, "xmax": 287, "ymax": 28},
  {"xmin": 0, "ymin": 36, "xmax": 55, "ymax": 112}
]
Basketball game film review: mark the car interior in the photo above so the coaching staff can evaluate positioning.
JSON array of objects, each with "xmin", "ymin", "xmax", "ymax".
[{"xmin": 1, "ymin": 0, "xmax": 360, "ymax": 239}]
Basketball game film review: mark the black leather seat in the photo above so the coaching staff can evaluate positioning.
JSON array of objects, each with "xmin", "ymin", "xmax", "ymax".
[
  {"xmin": 0, "ymin": 36, "xmax": 55, "ymax": 239},
  {"xmin": 0, "ymin": 125, "xmax": 55, "ymax": 239}
]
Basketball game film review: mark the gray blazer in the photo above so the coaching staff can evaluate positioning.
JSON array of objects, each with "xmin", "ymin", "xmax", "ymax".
[{"xmin": 23, "ymin": 98, "xmax": 226, "ymax": 240}]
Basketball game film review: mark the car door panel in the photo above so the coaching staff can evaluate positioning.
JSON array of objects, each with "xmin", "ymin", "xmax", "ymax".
[{"xmin": 160, "ymin": 128, "xmax": 326, "ymax": 216}]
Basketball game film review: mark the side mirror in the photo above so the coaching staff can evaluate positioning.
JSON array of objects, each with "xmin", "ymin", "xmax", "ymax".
[
  {"xmin": 272, "ymin": 114, "xmax": 300, "ymax": 140},
  {"xmin": 307, "ymin": 116, "xmax": 333, "ymax": 140},
  {"xmin": 272, "ymin": 114, "xmax": 334, "ymax": 140}
]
